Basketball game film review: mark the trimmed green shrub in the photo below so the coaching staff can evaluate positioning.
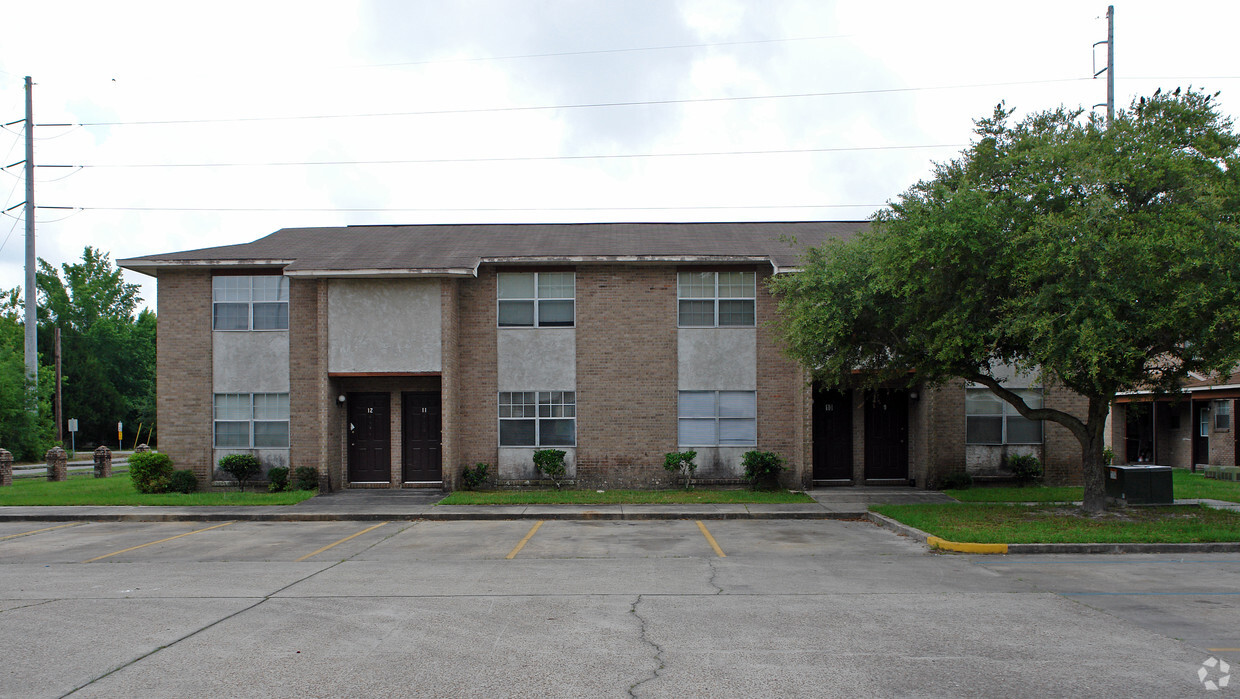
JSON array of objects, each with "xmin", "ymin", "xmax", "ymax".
[
  {"xmin": 267, "ymin": 466, "xmax": 290, "ymax": 493},
  {"xmin": 218, "ymin": 453, "xmax": 261, "ymax": 492},
  {"xmin": 128, "ymin": 451, "xmax": 175, "ymax": 494},
  {"xmin": 663, "ymin": 450, "xmax": 698, "ymax": 490},
  {"xmin": 169, "ymin": 469, "xmax": 199, "ymax": 494},
  {"xmin": 742, "ymin": 450, "xmax": 785, "ymax": 491},
  {"xmin": 460, "ymin": 462, "xmax": 490, "ymax": 490},
  {"xmin": 939, "ymin": 471, "xmax": 973, "ymax": 490},
  {"xmin": 292, "ymin": 466, "xmax": 320, "ymax": 491},
  {"xmin": 1007, "ymin": 454, "xmax": 1043, "ymax": 486},
  {"xmin": 532, "ymin": 449, "xmax": 568, "ymax": 489}
]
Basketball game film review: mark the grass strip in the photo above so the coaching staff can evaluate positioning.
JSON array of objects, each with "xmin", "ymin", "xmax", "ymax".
[
  {"xmin": 439, "ymin": 489, "xmax": 814, "ymax": 505},
  {"xmin": 0, "ymin": 471, "xmax": 317, "ymax": 506},
  {"xmin": 873, "ymin": 503, "xmax": 1240, "ymax": 544},
  {"xmin": 944, "ymin": 468, "xmax": 1240, "ymax": 504}
]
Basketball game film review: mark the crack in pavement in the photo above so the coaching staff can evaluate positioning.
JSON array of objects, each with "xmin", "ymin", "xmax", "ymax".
[
  {"xmin": 705, "ymin": 557, "xmax": 723, "ymax": 595},
  {"xmin": 0, "ymin": 598, "xmax": 56, "ymax": 613},
  {"xmin": 58, "ymin": 523, "xmax": 415, "ymax": 697},
  {"xmin": 627, "ymin": 594, "xmax": 666, "ymax": 698}
]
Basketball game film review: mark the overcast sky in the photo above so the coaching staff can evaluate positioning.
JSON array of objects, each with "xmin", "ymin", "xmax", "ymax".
[{"xmin": 1, "ymin": 0, "xmax": 1237, "ymax": 310}]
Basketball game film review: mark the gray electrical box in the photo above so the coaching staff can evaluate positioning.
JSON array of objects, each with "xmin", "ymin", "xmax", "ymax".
[{"xmin": 1105, "ymin": 465, "xmax": 1174, "ymax": 505}]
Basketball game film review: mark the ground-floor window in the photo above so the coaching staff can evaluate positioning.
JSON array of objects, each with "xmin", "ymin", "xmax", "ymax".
[
  {"xmin": 678, "ymin": 390, "xmax": 757, "ymax": 446},
  {"xmin": 213, "ymin": 393, "xmax": 290, "ymax": 448},
  {"xmin": 965, "ymin": 388, "xmax": 1042, "ymax": 444},
  {"xmin": 499, "ymin": 391, "xmax": 576, "ymax": 446}
]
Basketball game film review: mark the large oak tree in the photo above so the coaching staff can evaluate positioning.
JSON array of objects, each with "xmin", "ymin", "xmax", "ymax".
[{"xmin": 772, "ymin": 89, "xmax": 1240, "ymax": 512}]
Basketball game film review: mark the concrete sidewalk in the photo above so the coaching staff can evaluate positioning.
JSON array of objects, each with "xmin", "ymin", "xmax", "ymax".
[{"xmin": 0, "ymin": 486, "xmax": 955, "ymax": 523}]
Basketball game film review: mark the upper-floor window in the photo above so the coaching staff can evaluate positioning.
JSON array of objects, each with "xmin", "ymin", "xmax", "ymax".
[
  {"xmin": 213, "ymin": 275, "xmax": 289, "ymax": 331},
  {"xmin": 498, "ymin": 272, "xmax": 575, "ymax": 327},
  {"xmin": 678, "ymin": 271, "xmax": 755, "ymax": 327},
  {"xmin": 213, "ymin": 392, "xmax": 290, "ymax": 448},
  {"xmin": 965, "ymin": 388, "xmax": 1043, "ymax": 445}
]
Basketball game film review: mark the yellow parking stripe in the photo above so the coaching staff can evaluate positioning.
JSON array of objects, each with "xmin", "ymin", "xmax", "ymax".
[
  {"xmin": 0, "ymin": 522, "xmax": 80, "ymax": 541},
  {"xmin": 696, "ymin": 521, "xmax": 726, "ymax": 558},
  {"xmin": 506, "ymin": 521, "xmax": 544, "ymax": 559},
  {"xmin": 82, "ymin": 522, "xmax": 234, "ymax": 563},
  {"xmin": 295, "ymin": 522, "xmax": 388, "ymax": 562}
]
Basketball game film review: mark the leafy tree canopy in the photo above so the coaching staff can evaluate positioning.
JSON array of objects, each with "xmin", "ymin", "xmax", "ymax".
[
  {"xmin": 772, "ymin": 88, "xmax": 1240, "ymax": 511},
  {"xmin": 36, "ymin": 246, "xmax": 140, "ymax": 332}
]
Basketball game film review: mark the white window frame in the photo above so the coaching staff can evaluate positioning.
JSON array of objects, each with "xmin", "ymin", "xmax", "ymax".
[
  {"xmin": 213, "ymin": 393, "xmax": 290, "ymax": 448},
  {"xmin": 965, "ymin": 388, "xmax": 1044, "ymax": 445},
  {"xmin": 677, "ymin": 270, "xmax": 757, "ymax": 328},
  {"xmin": 497, "ymin": 272, "xmax": 576, "ymax": 328},
  {"xmin": 212, "ymin": 275, "xmax": 289, "ymax": 331},
  {"xmin": 678, "ymin": 390, "xmax": 757, "ymax": 447},
  {"xmin": 498, "ymin": 391, "xmax": 577, "ymax": 447}
]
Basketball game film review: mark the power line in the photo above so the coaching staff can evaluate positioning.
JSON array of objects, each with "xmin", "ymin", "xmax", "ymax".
[
  {"xmin": 45, "ymin": 143, "xmax": 966, "ymax": 169},
  {"xmin": 63, "ymin": 77, "xmax": 1097, "ymax": 127}
]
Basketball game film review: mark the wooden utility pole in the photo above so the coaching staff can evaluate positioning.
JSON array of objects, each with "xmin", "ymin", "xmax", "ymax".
[
  {"xmin": 54, "ymin": 326, "xmax": 62, "ymax": 443},
  {"xmin": 23, "ymin": 76, "xmax": 37, "ymax": 395}
]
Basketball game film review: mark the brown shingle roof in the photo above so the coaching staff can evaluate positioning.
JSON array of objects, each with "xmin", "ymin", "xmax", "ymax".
[{"xmin": 118, "ymin": 221, "xmax": 867, "ymax": 277}]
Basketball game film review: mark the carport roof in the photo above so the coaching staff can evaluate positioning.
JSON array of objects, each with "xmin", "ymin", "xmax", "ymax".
[{"xmin": 117, "ymin": 221, "xmax": 868, "ymax": 277}]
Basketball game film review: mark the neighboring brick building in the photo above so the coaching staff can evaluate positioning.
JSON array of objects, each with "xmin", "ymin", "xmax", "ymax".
[
  {"xmin": 1111, "ymin": 371, "xmax": 1240, "ymax": 470},
  {"xmin": 120, "ymin": 222, "xmax": 1084, "ymax": 491}
]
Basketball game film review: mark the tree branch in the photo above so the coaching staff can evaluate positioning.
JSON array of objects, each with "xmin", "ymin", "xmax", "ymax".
[{"xmin": 967, "ymin": 373, "xmax": 1089, "ymax": 443}]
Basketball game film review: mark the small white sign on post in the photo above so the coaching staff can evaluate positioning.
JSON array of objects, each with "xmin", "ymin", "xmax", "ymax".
[
  {"xmin": 117, "ymin": 422, "xmax": 123, "ymax": 450},
  {"xmin": 67, "ymin": 419, "xmax": 78, "ymax": 454}
]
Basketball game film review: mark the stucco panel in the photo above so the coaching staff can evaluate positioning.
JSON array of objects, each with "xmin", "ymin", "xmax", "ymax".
[
  {"xmin": 213, "ymin": 331, "xmax": 290, "ymax": 393},
  {"xmin": 497, "ymin": 328, "xmax": 575, "ymax": 391},
  {"xmin": 678, "ymin": 328, "xmax": 756, "ymax": 390},
  {"xmin": 328, "ymin": 279, "xmax": 442, "ymax": 373}
]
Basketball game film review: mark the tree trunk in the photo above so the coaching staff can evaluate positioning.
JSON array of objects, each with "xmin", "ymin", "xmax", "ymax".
[{"xmin": 1080, "ymin": 396, "xmax": 1111, "ymax": 513}]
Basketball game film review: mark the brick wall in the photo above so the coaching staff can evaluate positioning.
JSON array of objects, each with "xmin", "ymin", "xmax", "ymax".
[
  {"xmin": 1041, "ymin": 382, "xmax": 1088, "ymax": 485},
  {"xmin": 440, "ymin": 279, "xmax": 461, "ymax": 488},
  {"xmin": 574, "ymin": 265, "xmax": 678, "ymax": 488},
  {"xmin": 455, "ymin": 268, "xmax": 499, "ymax": 471},
  {"xmin": 920, "ymin": 382, "xmax": 968, "ymax": 487},
  {"xmin": 289, "ymin": 278, "xmax": 332, "ymax": 489},
  {"xmin": 155, "ymin": 270, "xmax": 213, "ymax": 480},
  {"xmin": 755, "ymin": 268, "xmax": 806, "ymax": 486}
]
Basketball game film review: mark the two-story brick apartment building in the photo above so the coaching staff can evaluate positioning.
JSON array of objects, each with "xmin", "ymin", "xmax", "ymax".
[{"xmin": 119, "ymin": 222, "xmax": 1085, "ymax": 491}]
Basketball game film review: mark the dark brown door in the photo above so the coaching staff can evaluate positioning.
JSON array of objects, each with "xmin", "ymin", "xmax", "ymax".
[
  {"xmin": 864, "ymin": 389, "xmax": 909, "ymax": 481},
  {"xmin": 1193, "ymin": 402, "xmax": 1209, "ymax": 468},
  {"xmin": 813, "ymin": 387, "xmax": 853, "ymax": 481},
  {"xmin": 348, "ymin": 392, "xmax": 390, "ymax": 483},
  {"xmin": 402, "ymin": 392, "xmax": 442, "ymax": 482}
]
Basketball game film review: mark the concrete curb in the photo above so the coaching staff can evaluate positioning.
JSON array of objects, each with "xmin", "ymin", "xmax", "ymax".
[{"xmin": 0, "ymin": 509, "xmax": 871, "ymax": 523}]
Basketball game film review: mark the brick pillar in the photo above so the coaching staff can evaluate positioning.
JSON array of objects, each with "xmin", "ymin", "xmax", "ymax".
[
  {"xmin": 135, "ymin": 443, "xmax": 151, "ymax": 453},
  {"xmin": 0, "ymin": 449, "xmax": 11, "ymax": 486},
  {"xmin": 46, "ymin": 446, "xmax": 67, "ymax": 482},
  {"xmin": 94, "ymin": 446, "xmax": 113, "ymax": 478}
]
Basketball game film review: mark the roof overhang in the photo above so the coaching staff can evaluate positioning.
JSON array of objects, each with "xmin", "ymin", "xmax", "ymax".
[{"xmin": 117, "ymin": 258, "xmax": 295, "ymax": 277}]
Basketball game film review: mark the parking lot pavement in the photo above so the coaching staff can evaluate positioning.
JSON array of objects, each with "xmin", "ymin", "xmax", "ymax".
[{"xmin": 0, "ymin": 519, "xmax": 1235, "ymax": 697}]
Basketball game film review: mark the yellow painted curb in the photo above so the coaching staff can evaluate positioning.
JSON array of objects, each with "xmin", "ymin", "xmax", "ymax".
[{"xmin": 926, "ymin": 536, "xmax": 1008, "ymax": 554}]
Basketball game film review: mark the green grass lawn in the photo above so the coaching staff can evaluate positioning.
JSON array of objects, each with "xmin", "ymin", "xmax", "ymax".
[
  {"xmin": 873, "ymin": 503, "xmax": 1240, "ymax": 544},
  {"xmin": 944, "ymin": 467, "xmax": 1240, "ymax": 503},
  {"xmin": 438, "ymin": 489, "xmax": 815, "ymax": 505},
  {"xmin": 0, "ymin": 472, "xmax": 317, "ymax": 506}
]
